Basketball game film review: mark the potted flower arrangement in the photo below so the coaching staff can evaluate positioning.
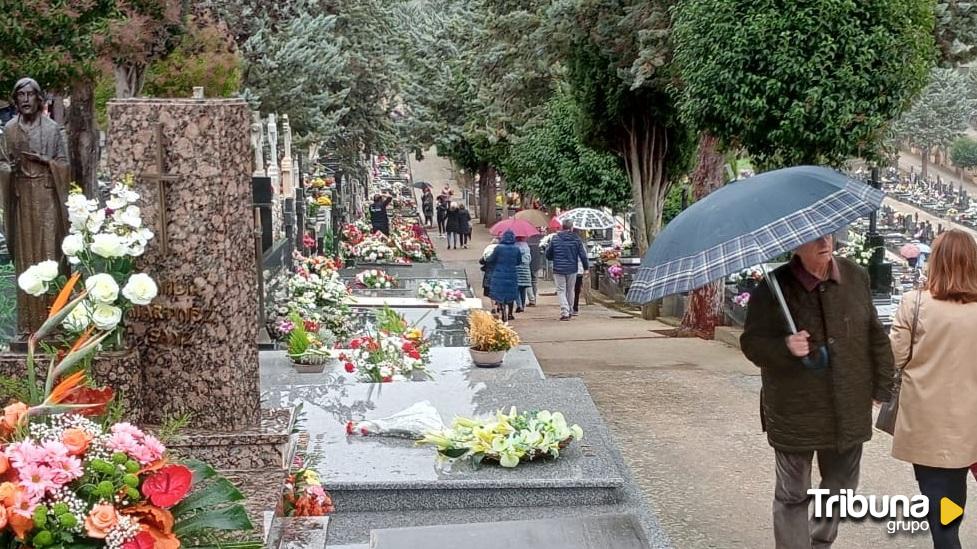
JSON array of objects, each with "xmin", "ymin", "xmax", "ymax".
[
  {"xmin": 341, "ymin": 223, "xmax": 365, "ymax": 246},
  {"xmin": 466, "ymin": 310, "xmax": 519, "ymax": 368},
  {"xmin": 355, "ymin": 269, "xmax": 397, "ymax": 289},
  {"xmin": 282, "ymin": 465, "xmax": 333, "ymax": 517},
  {"xmin": 18, "ymin": 180, "xmax": 158, "ymax": 349},
  {"xmin": 284, "ymin": 313, "xmax": 336, "ymax": 373},
  {"xmin": 416, "ymin": 281, "xmax": 448, "ymax": 302},
  {"xmin": 418, "ymin": 407, "xmax": 583, "ymax": 468},
  {"xmin": 444, "ymin": 289, "xmax": 465, "ymax": 303}
]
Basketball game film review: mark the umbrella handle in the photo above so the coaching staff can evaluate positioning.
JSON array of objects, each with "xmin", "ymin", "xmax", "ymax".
[
  {"xmin": 801, "ymin": 345, "xmax": 830, "ymax": 370},
  {"xmin": 762, "ymin": 266, "xmax": 798, "ymax": 334}
]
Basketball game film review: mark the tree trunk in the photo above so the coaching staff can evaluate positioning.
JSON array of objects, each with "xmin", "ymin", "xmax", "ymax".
[
  {"xmin": 66, "ymin": 78, "xmax": 99, "ymax": 199},
  {"xmin": 478, "ymin": 164, "xmax": 496, "ymax": 225},
  {"xmin": 114, "ymin": 64, "xmax": 147, "ymax": 99},
  {"xmin": 500, "ymin": 175, "xmax": 509, "ymax": 219},
  {"xmin": 921, "ymin": 146, "xmax": 930, "ymax": 179},
  {"xmin": 620, "ymin": 115, "xmax": 670, "ymax": 256},
  {"xmin": 680, "ymin": 133, "xmax": 727, "ymax": 337}
]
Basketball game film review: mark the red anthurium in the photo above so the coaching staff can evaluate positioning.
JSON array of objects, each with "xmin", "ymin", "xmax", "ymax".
[{"xmin": 141, "ymin": 465, "xmax": 193, "ymax": 508}]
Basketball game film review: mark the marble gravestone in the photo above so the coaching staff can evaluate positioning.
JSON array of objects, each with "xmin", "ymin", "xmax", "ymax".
[{"xmin": 106, "ymin": 98, "xmax": 294, "ymax": 522}]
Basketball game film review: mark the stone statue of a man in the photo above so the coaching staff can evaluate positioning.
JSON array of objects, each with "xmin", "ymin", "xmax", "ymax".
[{"xmin": 0, "ymin": 78, "xmax": 70, "ymax": 335}]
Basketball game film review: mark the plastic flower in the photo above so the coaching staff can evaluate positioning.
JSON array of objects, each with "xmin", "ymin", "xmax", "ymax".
[
  {"xmin": 86, "ymin": 273, "xmax": 120, "ymax": 304},
  {"xmin": 91, "ymin": 303, "xmax": 123, "ymax": 330},
  {"xmin": 17, "ymin": 267, "xmax": 47, "ymax": 296},
  {"xmin": 122, "ymin": 273, "xmax": 158, "ymax": 305},
  {"xmin": 90, "ymin": 233, "xmax": 126, "ymax": 258}
]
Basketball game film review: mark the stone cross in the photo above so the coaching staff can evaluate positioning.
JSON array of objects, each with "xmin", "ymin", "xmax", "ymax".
[
  {"xmin": 267, "ymin": 114, "xmax": 280, "ymax": 192},
  {"xmin": 138, "ymin": 123, "xmax": 179, "ymax": 254},
  {"xmin": 281, "ymin": 114, "xmax": 294, "ymax": 196},
  {"xmin": 251, "ymin": 111, "xmax": 265, "ymax": 177}
]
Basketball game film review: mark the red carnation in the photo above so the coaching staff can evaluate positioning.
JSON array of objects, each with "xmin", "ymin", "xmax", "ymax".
[
  {"xmin": 349, "ymin": 339, "xmax": 361, "ymax": 350},
  {"xmin": 141, "ymin": 464, "xmax": 193, "ymax": 508},
  {"xmin": 402, "ymin": 341, "xmax": 415, "ymax": 352},
  {"xmin": 408, "ymin": 350, "xmax": 421, "ymax": 360},
  {"xmin": 382, "ymin": 376, "xmax": 393, "ymax": 383},
  {"xmin": 345, "ymin": 421, "xmax": 355, "ymax": 435},
  {"xmin": 122, "ymin": 531, "xmax": 155, "ymax": 549},
  {"xmin": 344, "ymin": 362, "xmax": 355, "ymax": 373},
  {"xmin": 360, "ymin": 427, "xmax": 369, "ymax": 435}
]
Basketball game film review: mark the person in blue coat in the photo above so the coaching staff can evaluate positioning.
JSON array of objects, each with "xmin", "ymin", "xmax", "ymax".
[{"xmin": 486, "ymin": 229, "xmax": 522, "ymax": 322}]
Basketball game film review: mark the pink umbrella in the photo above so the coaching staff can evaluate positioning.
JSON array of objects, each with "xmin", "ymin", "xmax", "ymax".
[
  {"xmin": 547, "ymin": 216, "xmax": 562, "ymax": 232},
  {"xmin": 489, "ymin": 218, "xmax": 541, "ymax": 238},
  {"xmin": 899, "ymin": 243, "xmax": 921, "ymax": 259}
]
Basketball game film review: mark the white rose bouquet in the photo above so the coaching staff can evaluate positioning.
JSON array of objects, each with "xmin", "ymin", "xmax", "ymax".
[
  {"xmin": 17, "ymin": 179, "xmax": 158, "ymax": 346},
  {"xmin": 352, "ymin": 237, "xmax": 396, "ymax": 264}
]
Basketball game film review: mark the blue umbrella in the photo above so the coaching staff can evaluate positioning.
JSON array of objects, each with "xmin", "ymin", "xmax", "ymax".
[{"xmin": 627, "ymin": 166, "xmax": 883, "ymax": 366}]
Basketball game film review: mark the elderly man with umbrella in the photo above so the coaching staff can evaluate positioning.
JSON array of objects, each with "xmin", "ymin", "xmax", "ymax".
[{"xmin": 627, "ymin": 166, "xmax": 894, "ymax": 549}]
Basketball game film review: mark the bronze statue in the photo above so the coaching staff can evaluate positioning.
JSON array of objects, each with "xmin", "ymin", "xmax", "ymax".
[{"xmin": 0, "ymin": 78, "xmax": 70, "ymax": 335}]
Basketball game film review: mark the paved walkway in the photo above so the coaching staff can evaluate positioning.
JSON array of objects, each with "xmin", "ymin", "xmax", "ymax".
[{"xmin": 413, "ymin": 149, "xmax": 977, "ymax": 548}]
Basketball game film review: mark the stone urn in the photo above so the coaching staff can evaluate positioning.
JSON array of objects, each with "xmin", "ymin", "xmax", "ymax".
[{"xmin": 469, "ymin": 348, "xmax": 506, "ymax": 368}]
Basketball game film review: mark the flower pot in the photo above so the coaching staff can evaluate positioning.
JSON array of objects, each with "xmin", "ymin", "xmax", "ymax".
[
  {"xmin": 291, "ymin": 361, "xmax": 327, "ymax": 374},
  {"xmin": 469, "ymin": 348, "xmax": 506, "ymax": 368},
  {"xmin": 289, "ymin": 352, "xmax": 332, "ymax": 373}
]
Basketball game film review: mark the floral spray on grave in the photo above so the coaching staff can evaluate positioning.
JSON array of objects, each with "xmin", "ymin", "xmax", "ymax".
[
  {"xmin": 18, "ymin": 179, "xmax": 158, "ymax": 351},
  {"xmin": 3, "ymin": 274, "xmax": 260, "ymax": 549}
]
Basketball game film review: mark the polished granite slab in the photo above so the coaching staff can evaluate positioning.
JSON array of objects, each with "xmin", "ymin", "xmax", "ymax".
[
  {"xmin": 346, "ymin": 296, "xmax": 482, "ymax": 309},
  {"xmin": 259, "ymin": 346, "xmax": 544, "ymax": 388},
  {"xmin": 338, "ymin": 265, "xmax": 467, "ymax": 280},
  {"xmin": 261, "ymin": 377, "xmax": 624, "ymax": 512},
  {"xmin": 369, "ymin": 513, "xmax": 650, "ymax": 549},
  {"xmin": 344, "ymin": 277, "xmax": 470, "ymax": 292},
  {"xmin": 346, "ymin": 307, "xmax": 469, "ymax": 347}
]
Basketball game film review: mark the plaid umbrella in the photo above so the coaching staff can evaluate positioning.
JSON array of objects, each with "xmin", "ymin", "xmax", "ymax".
[
  {"xmin": 556, "ymin": 208, "xmax": 615, "ymax": 230},
  {"xmin": 626, "ymin": 166, "xmax": 884, "ymax": 305}
]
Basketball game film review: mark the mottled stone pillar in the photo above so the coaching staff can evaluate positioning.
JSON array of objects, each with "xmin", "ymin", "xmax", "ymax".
[{"xmin": 106, "ymin": 98, "xmax": 260, "ymax": 430}]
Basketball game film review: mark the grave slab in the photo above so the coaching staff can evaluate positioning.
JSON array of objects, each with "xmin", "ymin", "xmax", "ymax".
[
  {"xmin": 339, "ymin": 266, "xmax": 466, "ymax": 280},
  {"xmin": 368, "ymin": 513, "xmax": 650, "ymax": 549},
  {"xmin": 261, "ymin": 377, "xmax": 624, "ymax": 512},
  {"xmin": 260, "ymin": 345, "xmax": 543, "ymax": 387},
  {"xmin": 346, "ymin": 296, "xmax": 482, "ymax": 309},
  {"xmin": 347, "ymin": 307, "xmax": 469, "ymax": 347}
]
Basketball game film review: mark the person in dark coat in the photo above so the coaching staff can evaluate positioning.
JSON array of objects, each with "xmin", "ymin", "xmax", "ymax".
[
  {"xmin": 480, "ymin": 239, "xmax": 498, "ymax": 300},
  {"xmin": 740, "ymin": 233, "xmax": 894, "ymax": 549},
  {"xmin": 545, "ymin": 219, "xmax": 589, "ymax": 320},
  {"xmin": 444, "ymin": 202, "xmax": 461, "ymax": 250},
  {"xmin": 458, "ymin": 205, "xmax": 472, "ymax": 249},
  {"xmin": 527, "ymin": 234, "xmax": 543, "ymax": 306},
  {"xmin": 436, "ymin": 196, "xmax": 448, "ymax": 237},
  {"xmin": 486, "ymin": 230, "xmax": 522, "ymax": 321},
  {"xmin": 369, "ymin": 193, "xmax": 393, "ymax": 235},
  {"xmin": 421, "ymin": 188, "xmax": 434, "ymax": 227}
]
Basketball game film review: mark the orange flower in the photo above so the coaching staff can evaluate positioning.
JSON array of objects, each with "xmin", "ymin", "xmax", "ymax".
[
  {"xmin": 0, "ymin": 504, "xmax": 8, "ymax": 530},
  {"xmin": 1, "ymin": 403, "xmax": 27, "ymax": 433},
  {"xmin": 62, "ymin": 428, "xmax": 93, "ymax": 456},
  {"xmin": 8, "ymin": 512, "xmax": 32, "ymax": 540},
  {"xmin": 122, "ymin": 504, "xmax": 179, "ymax": 549},
  {"xmin": 0, "ymin": 454, "xmax": 8, "ymax": 475},
  {"xmin": 85, "ymin": 504, "xmax": 119, "ymax": 539},
  {"xmin": 0, "ymin": 482, "xmax": 18, "ymax": 507},
  {"xmin": 47, "ymin": 371, "xmax": 86, "ymax": 404},
  {"xmin": 48, "ymin": 272, "xmax": 81, "ymax": 318}
]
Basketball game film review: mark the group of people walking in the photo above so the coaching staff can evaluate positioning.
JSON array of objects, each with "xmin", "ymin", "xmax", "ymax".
[
  {"xmin": 421, "ymin": 187, "xmax": 471, "ymax": 249},
  {"xmin": 742, "ymin": 229, "xmax": 977, "ymax": 549}
]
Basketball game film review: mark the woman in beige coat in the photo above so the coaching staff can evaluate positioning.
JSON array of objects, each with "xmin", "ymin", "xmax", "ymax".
[{"xmin": 891, "ymin": 230, "xmax": 977, "ymax": 549}]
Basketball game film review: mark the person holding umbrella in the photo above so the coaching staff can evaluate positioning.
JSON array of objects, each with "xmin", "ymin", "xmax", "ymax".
[
  {"xmin": 741, "ymin": 233, "xmax": 893, "ymax": 548},
  {"xmin": 625, "ymin": 166, "xmax": 895, "ymax": 549}
]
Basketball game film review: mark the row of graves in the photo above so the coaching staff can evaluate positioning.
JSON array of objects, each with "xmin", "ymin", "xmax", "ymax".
[
  {"xmin": 878, "ymin": 166, "xmax": 977, "ymax": 231},
  {"xmin": 258, "ymin": 154, "xmax": 664, "ymax": 546},
  {"xmin": 0, "ymin": 95, "xmax": 661, "ymax": 549}
]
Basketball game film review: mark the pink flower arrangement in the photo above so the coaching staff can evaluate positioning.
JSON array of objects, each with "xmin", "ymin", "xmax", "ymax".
[
  {"xmin": 733, "ymin": 292, "xmax": 751, "ymax": 308},
  {"xmin": 608, "ymin": 264, "xmax": 623, "ymax": 282},
  {"xmin": 105, "ymin": 423, "xmax": 165, "ymax": 465}
]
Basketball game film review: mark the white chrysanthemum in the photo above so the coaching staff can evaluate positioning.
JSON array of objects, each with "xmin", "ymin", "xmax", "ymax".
[
  {"xmin": 122, "ymin": 273, "xmax": 157, "ymax": 305},
  {"xmin": 85, "ymin": 273, "xmax": 120, "ymax": 304}
]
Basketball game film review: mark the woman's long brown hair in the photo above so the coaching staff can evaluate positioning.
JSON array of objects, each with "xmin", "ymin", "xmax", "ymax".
[{"xmin": 926, "ymin": 230, "xmax": 977, "ymax": 303}]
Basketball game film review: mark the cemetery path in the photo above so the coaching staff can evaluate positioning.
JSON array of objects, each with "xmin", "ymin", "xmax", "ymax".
[{"xmin": 411, "ymin": 151, "xmax": 977, "ymax": 548}]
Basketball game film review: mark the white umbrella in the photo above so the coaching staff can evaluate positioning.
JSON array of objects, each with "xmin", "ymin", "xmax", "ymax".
[{"xmin": 556, "ymin": 208, "xmax": 615, "ymax": 230}]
